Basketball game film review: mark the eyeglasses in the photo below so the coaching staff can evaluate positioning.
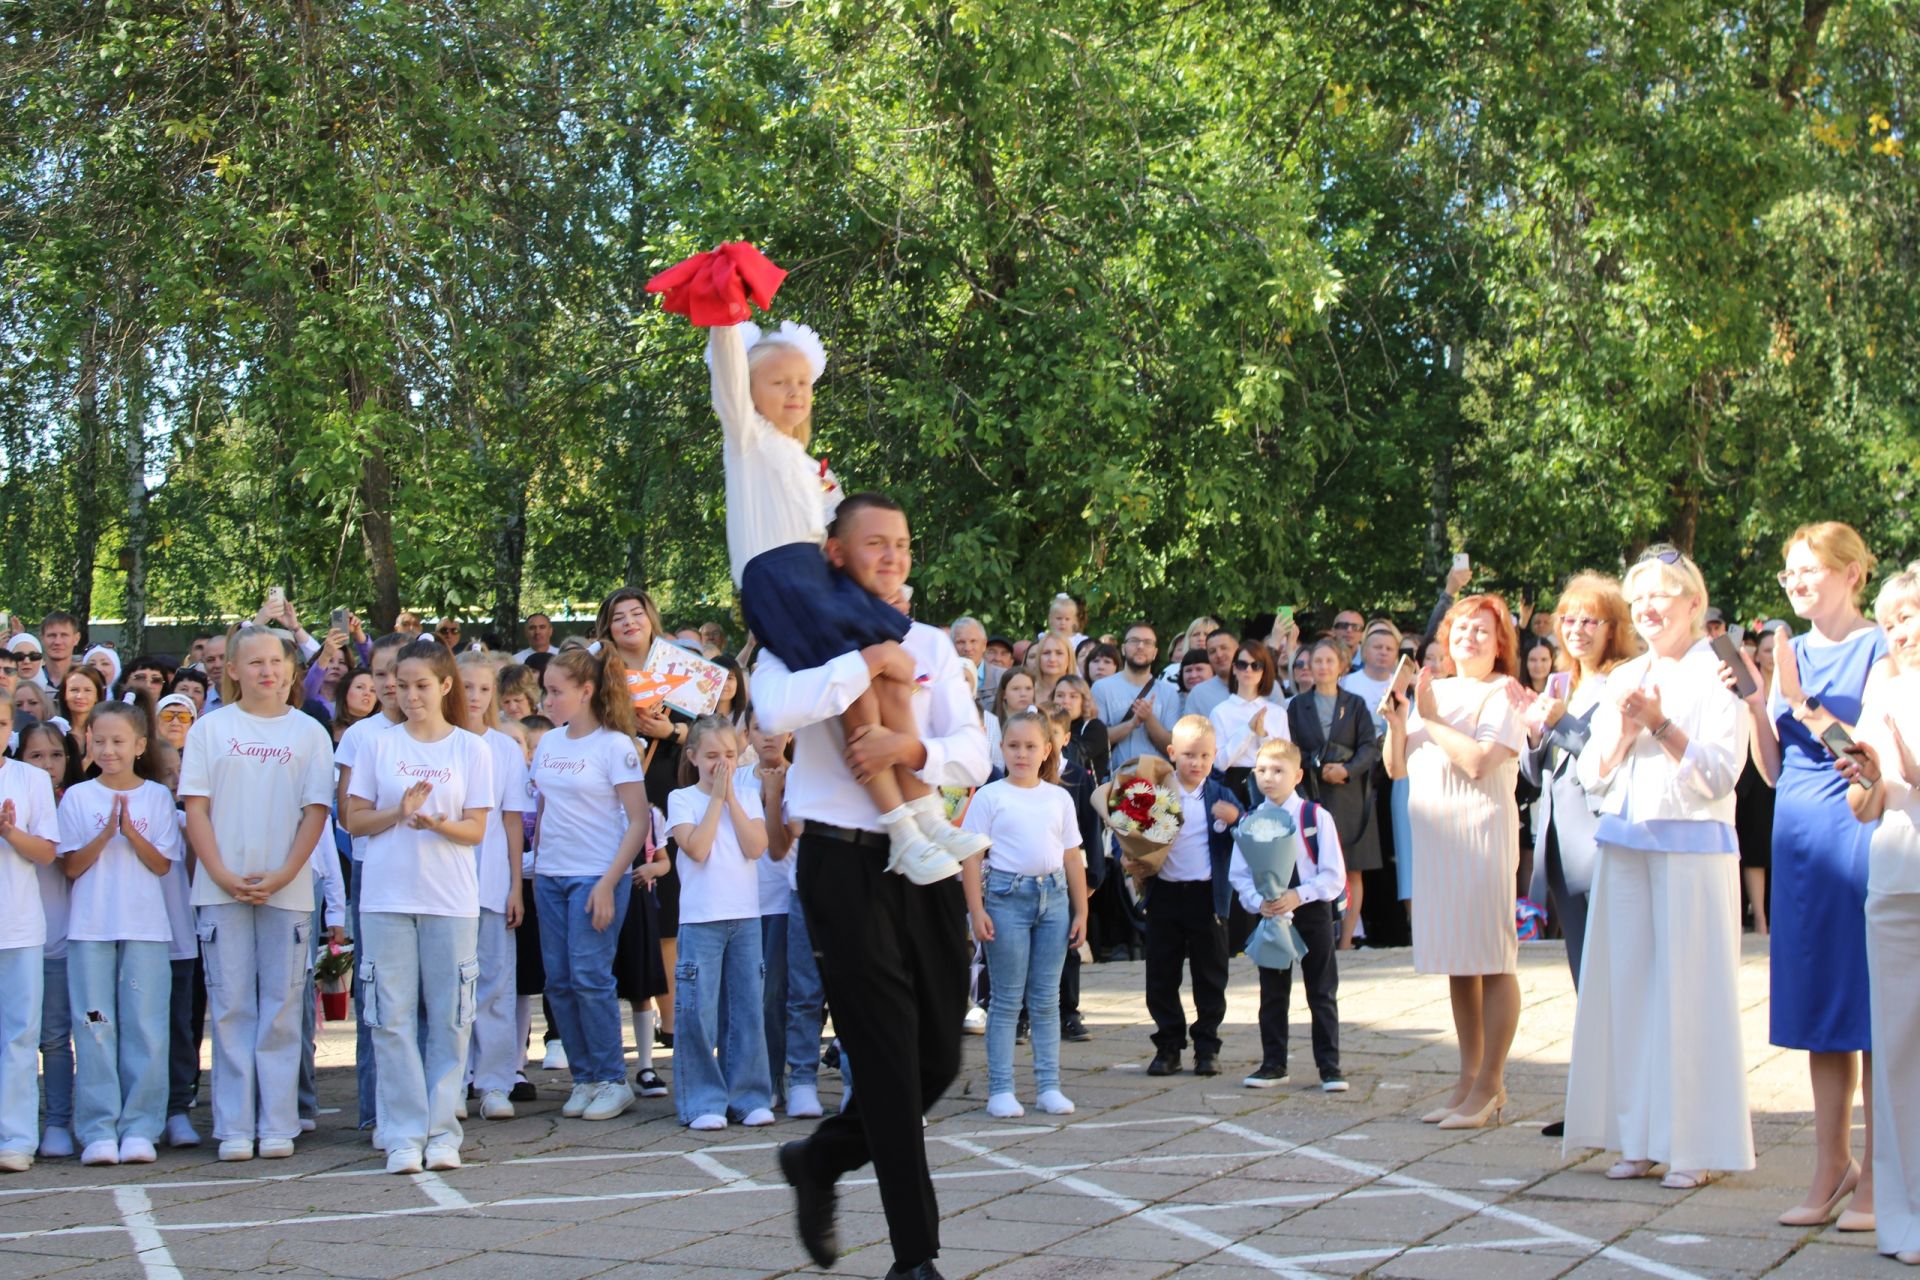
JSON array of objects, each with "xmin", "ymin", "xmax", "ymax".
[
  {"xmin": 1561, "ymin": 616, "xmax": 1607, "ymax": 631},
  {"xmin": 1331, "ymin": 620, "xmax": 1362, "ymax": 631},
  {"xmin": 1123, "ymin": 637, "xmax": 1155, "ymax": 648},
  {"xmin": 1777, "ymin": 566, "xmax": 1829, "ymax": 587},
  {"xmin": 158, "ymin": 709, "xmax": 195, "ymax": 725}
]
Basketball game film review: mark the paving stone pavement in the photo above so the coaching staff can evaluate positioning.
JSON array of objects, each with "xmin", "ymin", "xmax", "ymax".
[{"xmin": 0, "ymin": 937, "xmax": 1890, "ymax": 1279}]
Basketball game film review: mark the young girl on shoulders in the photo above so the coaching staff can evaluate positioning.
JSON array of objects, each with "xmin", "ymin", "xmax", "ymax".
[
  {"xmin": 343, "ymin": 639, "xmax": 494, "ymax": 1175},
  {"xmin": 960, "ymin": 709, "xmax": 1089, "ymax": 1119},
  {"xmin": 667, "ymin": 716, "xmax": 773, "ymax": 1131},
  {"xmin": 57, "ymin": 701, "xmax": 184, "ymax": 1166},
  {"xmin": 0, "ymin": 688, "xmax": 61, "ymax": 1171}
]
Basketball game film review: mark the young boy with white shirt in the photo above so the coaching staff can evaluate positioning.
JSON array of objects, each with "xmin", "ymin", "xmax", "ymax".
[
  {"xmin": 1228, "ymin": 739, "xmax": 1347, "ymax": 1091},
  {"xmin": 1143, "ymin": 716, "xmax": 1241, "ymax": 1078}
]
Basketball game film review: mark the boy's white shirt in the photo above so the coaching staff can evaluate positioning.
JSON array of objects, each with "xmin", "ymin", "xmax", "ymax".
[{"xmin": 1227, "ymin": 792, "xmax": 1347, "ymax": 917}]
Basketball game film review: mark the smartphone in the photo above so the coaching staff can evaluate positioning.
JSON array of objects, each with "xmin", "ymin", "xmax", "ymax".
[
  {"xmin": 1545, "ymin": 671, "xmax": 1571, "ymax": 700},
  {"xmin": 266, "ymin": 585, "xmax": 286, "ymax": 613},
  {"xmin": 1377, "ymin": 655, "xmax": 1416, "ymax": 715},
  {"xmin": 1821, "ymin": 721, "xmax": 1857, "ymax": 759},
  {"xmin": 1277, "ymin": 605, "xmax": 1295, "ymax": 624},
  {"xmin": 330, "ymin": 607, "xmax": 351, "ymax": 635},
  {"xmin": 1709, "ymin": 633, "xmax": 1756, "ymax": 699},
  {"xmin": 1452, "ymin": 552, "xmax": 1471, "ymax": 573}
]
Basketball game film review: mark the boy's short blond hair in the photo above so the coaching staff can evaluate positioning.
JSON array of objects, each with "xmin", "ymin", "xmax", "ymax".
[
  {"xmin": 1170, "ymin": 714, "xmax": 1216, "ymax": 747},
  {"xmin": 1256, "ymin": 737, "xmax": 1302, "ymax": 768}
]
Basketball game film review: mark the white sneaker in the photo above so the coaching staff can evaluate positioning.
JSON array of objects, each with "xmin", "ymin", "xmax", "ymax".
[
  {"xmin": 542, "ymin": 1040, "xmax": 570, "ymax": 1072},
  {"xmin": 742, "ymin": 1108, "xmax": 776, "ymax": 1127},
  {"xmin": 257, "ymin": 1138, "xmax": 295, "ymax": 1159},
  {"xmin": 299, "ymin": 1117, "xmax": 317, "ymax": 1132},
  {"xmin": 987, "ymin": 1092, "xmax": 1025, "ymax": 1119},
  {"xmin": 0, "ymin": 1149, "xmax": 31, "ymax": 1173},
  {"xmin": 424, "ymin": 1143, "xmax": 461, "ymax": 1171},
  {"xmin": 165, "ymin": 1114, "xmax": 201, "ymax": 1148},
  {"xmin": 561, "ymin": 1083, "xmax": 594, "ymax": 1118},
  {"xmin": 962, "ymin": 1006, "xmax": 988, "ymax": 1035},
  {"xmin": 80, "ymin": 1140, "xmax": 120, "ymax": 1167},
  {"xmin": 118, "ymin": 1136, "xmax": 158, "ymax": 1163},
  {"xmin": 688, "ymin": 1114, "xmax": 727, "ymax": 1131},
  {"xmin": 386, "ymin": 1146, "xmax": 424, "ymax": 1176},
  {"xmin": 1321, "ymin": 1077, "xmax": 1350, "ymax": 1093},
  {"xmin": 218, "ymin": 1139, "xmax": 254, "ymax": 1162},
  {"xmin": 581, "ymin": 1081, "xmax": 634, "ymax": 1121},
  {"xmin": 786, "ymin": 1084, "xmax": 824, "ymax": 1119},
  {"xmin": 480, "ymin": 1090, "xmax": 515, "ymax": 1120},
  {"xmin": 38, "ymin": 1126, "xmax": 73, "ymax": 1159},
  {"xmin": 910, "ymin": 794, "xmax": 991, "ymax": 859},
  {"xmin": 1037, "ymin": 1090, "xmax": 1076, "ymax": 1115},
  {"xmin": 887, "ymin": 833, "xmax": 962, "ymax": 885}
]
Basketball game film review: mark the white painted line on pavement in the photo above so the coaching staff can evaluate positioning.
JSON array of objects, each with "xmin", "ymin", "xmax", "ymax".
[{"xmin": 112, "ymin": 1187, "xmax": 184, "ymax": 1280}]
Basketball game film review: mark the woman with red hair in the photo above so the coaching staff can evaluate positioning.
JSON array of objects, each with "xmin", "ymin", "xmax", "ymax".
[{"xmin": 1384, "ymin": 594, "xmax": 1527, "ymax": 1129}]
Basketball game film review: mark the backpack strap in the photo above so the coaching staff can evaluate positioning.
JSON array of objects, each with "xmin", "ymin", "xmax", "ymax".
[{"xmin": 1299, "ymin": 800, "xmax": 1321, "ymax": 868}]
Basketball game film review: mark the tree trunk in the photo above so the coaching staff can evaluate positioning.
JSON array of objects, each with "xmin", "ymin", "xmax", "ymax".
[
  {"xmin": 121, "ymin": 348, "xmax": 152, "ymax": 660},
  {"xmin": 358, "ymin": 445, "xmax": 401, "ymax": 633},
  {"xmin": 69, "ymin": 327, "xmax": 104, "ymax": 647},
  {"xmin": 491, "ymin": 464, "xmax": 527, "ymax": 650}
]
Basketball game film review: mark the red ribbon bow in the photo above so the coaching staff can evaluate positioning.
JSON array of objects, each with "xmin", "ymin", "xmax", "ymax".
[{"xmin": 645, "ymin": 242, "xmax": 788, "ymax": 327}]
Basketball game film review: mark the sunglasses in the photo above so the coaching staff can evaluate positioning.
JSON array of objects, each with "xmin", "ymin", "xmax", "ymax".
[
  {"xmin": 158, "ymin": 709, "xmax": 195, "ymax": 725},
  {"xmin": 437, "ymin": 626, "xmax": 460, "ymax": 635},
  {"xmin": 1232, "ymin": 658, "xmax": 1260, "ymax": 670},
  {"xmin": 1637, "ymin": 546, "xmax": 1684, "ymax": 566}
]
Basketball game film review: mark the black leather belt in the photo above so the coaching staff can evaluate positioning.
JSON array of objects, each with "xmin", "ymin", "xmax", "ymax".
[{"xmin": 803, "ymin": 821, "xmax": 891, "ymax": 849}]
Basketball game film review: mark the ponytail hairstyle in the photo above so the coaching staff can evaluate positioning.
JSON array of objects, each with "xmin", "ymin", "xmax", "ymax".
[
  {"xmin": 677, "ymin": 714, "xmax": 743, "ymax": 787},
  {"xmin": 455, "ymin": 649, "xmax": 505, "ymax": 729},
  {"xmin": 368, "ymin": 629, "xmax": 413, "ymax": 666},
  {"xmin": 221, "ymin": 624, "xmax": 299, "ymax": 707},
  {"xmin": 547, "ymin": 647, "xmax": 635, "ymax": 739},
  {"xmin": 395, "ymin": 638, "xmax": 470, "ymax": 732},
  {"xmin": 999, "ymin": 708, "xmax": 1061, "ymax": 784},
  {"xmin": 12, "ymin": 720, "xmax": 83, "ymax": 794},
  {"xmin": 88, "ymin": 699, "xmax": 161, "ymax": 781}
]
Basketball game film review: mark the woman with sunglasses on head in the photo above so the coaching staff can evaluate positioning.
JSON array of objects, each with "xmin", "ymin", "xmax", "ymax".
[
  {"xmin": 1721, "ymin": 522, "xmax": 1884, "ymax": 1230},
  {"xmin": 1565, "ymin": 547, "xmax": 1753, "ymax": 1190}
]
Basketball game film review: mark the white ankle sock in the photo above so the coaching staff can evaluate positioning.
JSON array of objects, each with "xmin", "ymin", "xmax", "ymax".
[
  {"xmin": 635, "ymin": 1008, "xmax": 656, "ymax": 1070},
  {"xmin": 1037, "ymin": 1090, "xmax": 1076, "ymax": 1115},
  {"xmin": 987, "ymin": 1092, "xmax": 1025, "ymax": 1119}
]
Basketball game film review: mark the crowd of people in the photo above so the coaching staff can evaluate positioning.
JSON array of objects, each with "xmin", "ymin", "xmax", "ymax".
[{"xmin": 2, "ymin": 237, "xmax": 1916, "ymax": 1280}]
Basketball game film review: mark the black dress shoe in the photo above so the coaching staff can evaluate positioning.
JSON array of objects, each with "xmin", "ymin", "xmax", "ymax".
[
  {"xmin": 778, "ymin": 1141, "xmax": 838, "ymax": 1268},
  {"xmin": 1541, "ymin": 1119, "xmax": 1566, "ymax": 1138},
  {"xmin": 1147, "ymin": 1050, "xmax": 1182, "ymax": 1076},
  {"xmin": 884, "ymin": 1263, "xmax": 946, "ymax": 1279},
  {"xmin": 1193, "ymin": 1055, "xmax": 1220, "ymax": 1077},
  {"xmin": 508, "ymin": 1079, "xmax": 537, "ymax": 1103},
  {"xmin": 1061, "ymin": 1016, "xmax": 1091, "ymax": 1042}
]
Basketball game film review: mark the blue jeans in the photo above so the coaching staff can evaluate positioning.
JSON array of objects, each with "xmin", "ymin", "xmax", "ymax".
[
  {"xmin": 470, "ymin": 908, "xmax": 518, "ymax": 1093},
  {"xmin": 298, "ymin": 905, "xmax": 323, "ymax": 1122},
  {"xmin": 198, "ymin": 902, "xmax": 307, "ymax": 1143},
  {"xmin": 360, "ymin": 912, "xmax": 478, "ymax": 1153},
  {"xmin": 983, "ymin": 870, "xmax": 1071, "ymax": 1097},
  {"xmin": 534, "ymin": 875, "xmax": 629, "ymax": 1084},
  {"xmin": 760, "ymin": 913, "xmax": 789, "ymax": 1102},
  {"xmin": 673, "ymin": 919, "xmax": 772, "ymax": 1123},
  {"xmin": 0, "ymin": 946, "xmax": 42, "ymax": 1154},
  {"xmin": 1392, "ymin": 776, "xmax": 1413, "ymax": 901},
  {"xmin": 39, "ymin": 955, "xmax": 72, "ymax": 1131},
  {"xmin": 785, "ymin": 889, "xmax": 826, "ymax": 1088},
  {"xmin": 349, "ymin": 860, "xmax": 377, "ymax": 1128},
  {"xmin": 67, "ymin": 940, "xmax": 171, "ymax": 1147}
]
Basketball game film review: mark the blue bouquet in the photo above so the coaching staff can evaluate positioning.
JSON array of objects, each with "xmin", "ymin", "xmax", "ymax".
[{"xmin": 1234, "ymin": 801, "xmax": 1308, "ymax": 970}]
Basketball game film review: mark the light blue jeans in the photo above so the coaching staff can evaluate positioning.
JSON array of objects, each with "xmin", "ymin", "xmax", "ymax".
[
  {"xmin": 40, "ymin": 955, "xmax": 72, "ymax": 1132},
  {"xmin": 983, "ymin": 869, "xmax": 1071, "ymax": 1097},
  {"xmin": 67, "ymin": 940, "xmax": 171, "ymax": 1147},
  {"xmin": 720, "ymin": 913, "xmax": 789, "ymax": 1102},
  {"xmin": 784, "ymin": 891, "xmax": 827, "ymax": 1090},
  {"xmin": 470, "ymin": 908, "xmax": 518, "ymax": 1094},
  {"xmin": 673, "ymin": 919, "xmax": 772, "ymax": 1123},
  {"xmin": 198, "ymin": 902, "xmax": 307, "ymax": 1143},
  {"xmin": 360, "ymin": 912, "xmax": 478, "ymax": 1154},
  {"xmin": 1392, "ymin": 776, "xmax": 1413, "ymax": 901},
  {"xmin": 0, "ymin": 946, "xmax": 42, "ymax": 1155},
  {"xmin": 534, "ymin": 875, "xmax": 629, "ymax": 1084}
]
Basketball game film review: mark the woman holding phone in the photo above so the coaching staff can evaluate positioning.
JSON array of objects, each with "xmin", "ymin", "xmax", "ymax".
[{"xmin": 1723, "ymin": 522, "xmax": 1883, "ymax": 1229}]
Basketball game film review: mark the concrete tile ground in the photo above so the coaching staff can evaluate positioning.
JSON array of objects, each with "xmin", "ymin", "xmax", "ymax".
[{"xmin": 0, "ymin": 937, "xmax": 1896, "ymax": 1278}]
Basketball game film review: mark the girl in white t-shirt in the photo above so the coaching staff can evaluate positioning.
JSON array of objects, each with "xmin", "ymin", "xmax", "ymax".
[
  {"xmin": 14, "ymin": 722, "xmax": 79, "ymax": 1160},
  {"xmin": 57, "ymin": 701, "xmax": 184, "ymax": 1166},
  {"xmin": 960, "ymin": 710, "xmax": 1089, "ymax": 1120},
  {"xmin": 0, "ymin": 688, "xmax": 61, "ymax": 1171},
  {"xmin": 344, "ymin": 639, "xmax": 494, "ymax": 1175},
  {"xmin": 529, "ymin": 649, "xmax": 650, "ymax": 1124},
  {"xmin": 178, "ymin": 628, "xmax": 335, "ymax": 1163},
  {"xmin": 666, "ymin": 717, "xmax": 772, "ymax": 1130},
  {"xmin": 455, "ymin": 652, "xmax": 530, "ymax": 1120}
]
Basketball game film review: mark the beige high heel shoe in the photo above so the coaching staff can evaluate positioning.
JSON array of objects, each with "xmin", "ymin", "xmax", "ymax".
[
  {"xmin": 1778, "ymin": 1160, "xmax": 1860, "ymax": 1228},
  {"xmin": 1437, "ymin": 1091, "xmax": 1506, "ymax": 1130}
]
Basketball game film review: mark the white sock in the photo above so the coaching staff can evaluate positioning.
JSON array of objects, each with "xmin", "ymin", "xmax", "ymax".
[
  {"xmin": 636, "ymin": 1008, "xmax": 656, "ymax": 1070},
  {"xmin": 1037, "ymin": 1090, "xmax": 1076, "ymax": 1115},
  {"xmin": 879, "ymin": 804, "xmax": 921, "ymax": 838},
  {"xmin": 987, "ymin": 1092, "xmax": 1025, "ymax": 1119}
]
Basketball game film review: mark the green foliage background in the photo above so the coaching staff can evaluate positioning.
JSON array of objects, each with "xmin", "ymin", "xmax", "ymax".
[{"xmin": 2, "ymin": 0, "xmax": 1914, "ymax": 648}]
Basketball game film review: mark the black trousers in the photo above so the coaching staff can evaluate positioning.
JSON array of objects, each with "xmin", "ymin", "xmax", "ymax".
[
  {"xmin": 1256, "ymin": 899, "xmax": 1340, "ymax": 1078},
  {"xmin": 1544, "ymin": 824, "xmax": 1591, "ymax": 990},
  {"xmin": 1144, "ymin": 880, "xmax": 1229, "ymax": 1057},
  {"xmin": 795, "ymin": 831, "xmax": 969, "ymax": 1271},
  {"xmin": 1060, "ymin": 947, "xmax": 1080, "ymax": 1020}
]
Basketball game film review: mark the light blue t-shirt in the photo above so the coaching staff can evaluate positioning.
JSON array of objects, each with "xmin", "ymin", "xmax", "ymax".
[{"xmin": 1091, "ymin": 671, "xmax": 1183, "ymax": 764}]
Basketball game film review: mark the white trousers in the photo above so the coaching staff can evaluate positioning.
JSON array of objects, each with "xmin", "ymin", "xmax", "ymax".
[{"xmin": 1870, "ymin": 889, "xmax": 1920, "ymax": 1256}]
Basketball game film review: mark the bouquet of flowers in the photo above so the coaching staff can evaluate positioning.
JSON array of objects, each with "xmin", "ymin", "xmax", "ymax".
[
  {"xmin": 1092, "ymin": 756, "xmax": 1184, "ymax": 877},
  {"xmin": 1234, "ymin": 802, "xmax": 1308, "ymax": 970}
]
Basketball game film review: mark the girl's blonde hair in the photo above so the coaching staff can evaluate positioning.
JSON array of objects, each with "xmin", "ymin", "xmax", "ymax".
[
  {"xmin": 1051, "ymin": 673, "xmax": 1093, "ymax": 718},
  {"xmin": 747, "ymin": 340, "xmax": 813, "ymax": 448},
  {"xmin": 1785, "ymin": 521, "xmax": 1877, "ymax": 605},
  {"xmin": 456, "ymin": 649, "xmax": 505, "ymax": 729},
  {"xmin": 677, "ymin": 715, "xmax": 742, "ymax": 786},
  {"xmin": 999, "ymin": 709, "xmax": 1061, "ymax": 784},
  {"xmin": 221, "ymin": 625, "xmax": 297, "ymax": 707}
]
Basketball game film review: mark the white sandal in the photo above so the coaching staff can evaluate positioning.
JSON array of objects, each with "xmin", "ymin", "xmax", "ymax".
[
  {"xmin": 1661, "ymin": 1169, "xmax": 1720, "ymax": 1190},
  {"xmin": 1606, "ymin": 1159, "xmax": 1657, "ymax": 1180}
]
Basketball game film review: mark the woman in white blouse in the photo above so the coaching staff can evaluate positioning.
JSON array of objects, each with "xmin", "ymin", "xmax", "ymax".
[
  {"xmin": 1834, "ymin": 561, "xmax": 1920, "ymax": 1265},
  {"xmin": 1564, "ymin": 547, "xmax": 1753, "ymax": 1190},
  {"xmin": 1209, "ymin": 640, "xmax": 1290, "ymax": 799}
]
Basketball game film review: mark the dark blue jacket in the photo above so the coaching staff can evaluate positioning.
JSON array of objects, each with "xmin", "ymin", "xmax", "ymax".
[{"xmin": 1142, "ymin": 774, "xmax": 1243, "ymax": 919}]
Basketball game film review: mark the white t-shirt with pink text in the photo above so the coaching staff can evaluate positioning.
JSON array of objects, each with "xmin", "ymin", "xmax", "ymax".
[
  {"xmin": 0, "ymin": 758, "xmax": 60, "ymax": 950},
  {"xmin": 57, "ymin": 779, "xmax": 184, "ymax": 943},
  {"xmin": 349, "ymin": 724, "xmax": 494, "ymax": 917},
  {"xmin": 178, "ymin": 703, "xmax": 335, "ymax": 912}
]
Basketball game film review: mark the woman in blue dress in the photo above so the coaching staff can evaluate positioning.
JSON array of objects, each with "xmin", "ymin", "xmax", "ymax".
[{"xmin": 1728, "ymin": 522, "xmax": 1883, "ymax": 1231}]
